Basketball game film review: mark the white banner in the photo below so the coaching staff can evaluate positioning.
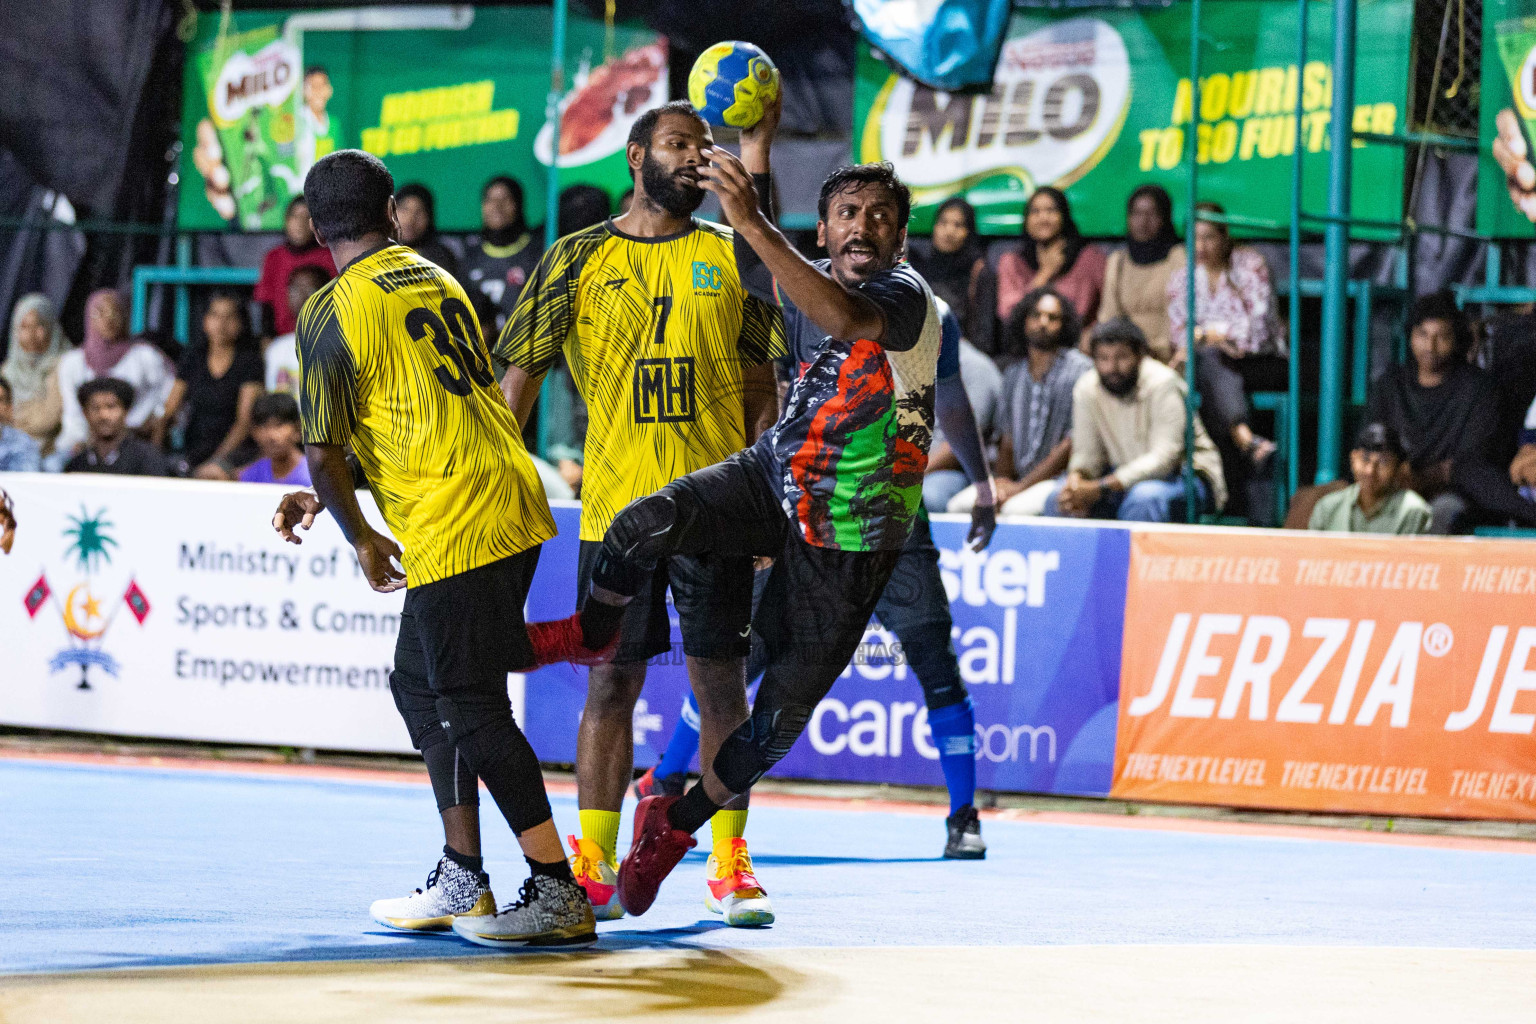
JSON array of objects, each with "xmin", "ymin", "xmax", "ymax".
[{"xmin": 0, "ymin": 473, "xmax": 434, "ymax": 753}]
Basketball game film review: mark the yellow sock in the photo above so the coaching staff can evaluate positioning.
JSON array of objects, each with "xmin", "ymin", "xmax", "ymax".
[
  {"xmin": 580, "ymin": 809, "xmax": 621, "ymax": 867},
  {"xmin": 711, "ymin": 808, "xmax": 750, "ymax": 849}
]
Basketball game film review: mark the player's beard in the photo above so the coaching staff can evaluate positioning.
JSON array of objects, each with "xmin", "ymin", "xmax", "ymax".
[{"xmin": 639, "ymin": 150, "xmax": 704, "ymax": 217}]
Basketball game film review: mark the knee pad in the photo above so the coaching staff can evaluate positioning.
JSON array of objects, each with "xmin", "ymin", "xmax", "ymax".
[
  {"xmin": 713, "ymin": 703, "xmax": 813, "ymax": 794},
  {"xmin": 593, "ymin": 493, "xmax": 676, "ymax": 597},
  {"xmin": 437, "ymin": 695, "xmax": 551, "ymax": 834}
]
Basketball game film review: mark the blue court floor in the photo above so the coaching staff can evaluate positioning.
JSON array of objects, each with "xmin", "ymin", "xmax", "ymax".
[{"xmin": 2, "ymin": 756, "xmax": 1534, "ymax": 1022}]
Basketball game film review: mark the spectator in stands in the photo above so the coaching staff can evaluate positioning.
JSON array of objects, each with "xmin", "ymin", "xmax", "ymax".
[
  {"xmin": 996, "ymin": 186, "xmax": 1106, "ymax": 329},
  {"xmin": 52, "ymin": 290, "xmax": 175, "ymax": 466},
  {"xmin": 263, "ymin": 264, "xmax": 328, "ymax": 400},
  {"xmin": 558, "ymin": 184, "xmax": 611, "ymax": 237},
  {"xmin": 924, "ymin": 299, "xmax": 1003, "ymax": 512},
  {"xmin": 1368, "ymin": 291, "xmax": 1536, "ymax": 533},
  {"xmin": 0, "ymin": 379, "xmax": 41, "ymax": 471},
  {"xmin": 462, "ymin": 175, "xmax": 542, "ymax": 330},
  {"xmin": 1167, "ymin": 201, "xmax": 1286, "ymax": 470},
  {"xmin": 1308, "ymin": 423, "xmax": 1431, "ymax": 534},
  {"xmin": 63, "ymin": 378, "xmax": 170, "ymax": 476},
  {"xmin": 237, "ymin": 393, "xmax": 310, "ymax": 486},
  {"xmin": 1044, "ymin": 317, "xmax": 1225, "ymax": 522},
  {"xmin": 1100, "ymin": 185, "xmax": 1185, "ymax": 363},
  {"xmin": 394, "ymin": 183, "xmax": 460, "ymax": 280},
  {"xmin": 949, "ymin": 287, "xmax": 1090, "ymax": 516},
  {"xmin": 253, "ymin": 197, "xmax": 335, "ymax": 338},
  {"xmin": 164, "ymin": 291, "xmax": 265, "ymax": 479},
  {"xmin": 2, "ymin": 292, "xmax": 68, "ymax": 453},
  {"xmin": 909, "ymin": 197, "xmax": 997, "ymax": 356}
]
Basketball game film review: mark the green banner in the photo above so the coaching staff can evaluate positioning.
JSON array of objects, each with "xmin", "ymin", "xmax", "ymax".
[
  {"xmin": 1480, "ymin": 0, "xmax": 1536, "ymax": 237},
  {"xmin": 853, "ymin": 0, "xmax": 1411, "ymax": 236},
  {"xmin": 179, "ymin": 6, "xmax": 667, "ymax": 232}
]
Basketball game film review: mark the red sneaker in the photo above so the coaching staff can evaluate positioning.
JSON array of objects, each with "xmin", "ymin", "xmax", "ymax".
[
  {"xmin": 527, "ymin": 613, "xmax": 618, "ymax": 668},
  {"xmin": 616, "ymin": 795, "xmax": 696, "ymax": 917}
]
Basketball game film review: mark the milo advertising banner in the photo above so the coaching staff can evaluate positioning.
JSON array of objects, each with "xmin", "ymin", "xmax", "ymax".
[
  {"xmin": 854, "ymin": 0, "xmax": 1413, "ymax": 235},
  {"xmin": 179, "ymin": 6, "xmax": 667, "ymax": 231},
  {"xmin": 1480, "ymin": 0, "xmax": 1536, "ymax": 236}
]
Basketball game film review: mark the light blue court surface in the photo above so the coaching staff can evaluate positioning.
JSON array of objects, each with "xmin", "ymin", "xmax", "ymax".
[{"xmin": 3, "ymin": 758, "xmax": 1535, "ymax": 976}]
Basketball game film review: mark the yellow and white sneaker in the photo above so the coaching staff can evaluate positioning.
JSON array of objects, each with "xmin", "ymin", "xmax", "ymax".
[
  {"xmin": 568, "ymin": 834, "xmax": 624, "ymax": 921},
  {"xmin": 705, "ymin": 838, "xmax": 775, "ymax": 927},
  {"xmin": 370, "ymin": 853, "xmax": 495, "ymax": 932}
]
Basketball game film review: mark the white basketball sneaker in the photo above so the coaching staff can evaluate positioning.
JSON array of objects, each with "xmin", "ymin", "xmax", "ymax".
[
  {"xmin": 370, "ymin": 852, "xmax": 496, "ymax": 932},
  {"xmin": 451, "ymin": 873, "xmax": 598, "ymax": 948}
]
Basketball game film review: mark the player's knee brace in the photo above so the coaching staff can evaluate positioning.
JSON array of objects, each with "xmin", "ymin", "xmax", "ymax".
[
  {"xmin": 712, "ymin": 703, "xmax": 814, "ymax": 794},
  {"xmin": 434, "ymin": 696, "xmax": 551, "ymax": 834},
  {"xmin": 591, "ymin": 493, "xmax": 677, "ymax": 598},
  {"xmin": 898, "ymin": 619, "xmax": 969, "ymax": 711},
  {"xmin": 421, "ymin": 735, "xmax": 479, "ymax": 813}
]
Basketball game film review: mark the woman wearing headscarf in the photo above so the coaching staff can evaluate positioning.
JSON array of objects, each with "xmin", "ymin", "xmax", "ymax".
[
  {"xmin": 1098, "ymin": 185, "xmax": 1185, "ymax": 363},
  {"xmin": 996, "ymin": 186, "xmax": 1106, "ymax": 329},
  {"xmin": 461, "ymin": 174, "xmax": 543, "ymax": 331},
  {"xmin": 394, "ymin": 183, "xmax": 460, "ymax": 280},
  {"xmin": 908, "ymin": 197, "xmax": 998, "ymax": 355},
  {"xmin": 2, "ymin": 293, "xmax": 69, "ymax": 451},
  {"xmin": 52, "ymin": 289, "xmax": 176, "ymax": 463}
]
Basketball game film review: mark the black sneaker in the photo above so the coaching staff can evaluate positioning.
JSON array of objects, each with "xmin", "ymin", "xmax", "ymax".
[{"xmin": 943, "ymin": 804, "xmax": 986, "ymax": 859}]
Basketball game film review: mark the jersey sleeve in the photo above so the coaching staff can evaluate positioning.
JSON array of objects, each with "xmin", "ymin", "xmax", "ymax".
[
  {"xmin": 736, "ymin": 293, "xmax": 787, "ymax": 366},
  {"xmin": 493, "ymin": 233, "xmax": 596, "ymax": 379},
  {"xmin": 860, "ymin": 266, "xmax": 930, "ymax": 353},
  {"xmin": 296, "ymin": 285, "xmax": 359, "ymax": 446}
]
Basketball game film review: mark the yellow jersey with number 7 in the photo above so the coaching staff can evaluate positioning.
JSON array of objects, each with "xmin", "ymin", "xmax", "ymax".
[{"xmin": 297, "ymin": 243, "xmax": 554, "ymax": 586}]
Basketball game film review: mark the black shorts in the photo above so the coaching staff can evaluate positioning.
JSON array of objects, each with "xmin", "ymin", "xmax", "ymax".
[
  {"xmin": 390, "ymin": 549, "xmax": 540, "ymax": 751},
  {"xmin": 576, "ymin": 542, "xmax": 752, "ymax": 664}
]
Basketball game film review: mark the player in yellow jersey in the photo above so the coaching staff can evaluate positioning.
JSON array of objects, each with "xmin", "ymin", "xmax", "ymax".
[
  {"xmin": 268, "ymin": 149, "xmax": 607, "ymax": 949},
  {"xmin": 496, "ymin": 99, "xmax": 785, "ymax": 927}
]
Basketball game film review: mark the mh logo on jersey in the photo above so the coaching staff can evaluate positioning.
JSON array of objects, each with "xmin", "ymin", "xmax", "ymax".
[
  {"xmin": 634, "ymin": 357, "xmax": 696, "ymax": 423},
  {"xmin": 692, "ymin": 262, "xmax": 723, "ymax": 290}
]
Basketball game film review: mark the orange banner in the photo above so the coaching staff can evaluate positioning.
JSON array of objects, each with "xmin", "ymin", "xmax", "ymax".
[{"xmin": 1112, "ymin": 530, "xmax": 1536, "ymax": 819}]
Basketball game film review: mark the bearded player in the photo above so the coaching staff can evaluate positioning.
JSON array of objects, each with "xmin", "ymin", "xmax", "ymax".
[{"xmin": 496, "ymin": 99, "xmax": 785, "ymax": 926}]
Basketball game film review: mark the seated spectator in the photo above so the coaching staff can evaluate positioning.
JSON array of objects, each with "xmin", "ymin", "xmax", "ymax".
[
  {"xmin": 949, "ymin": 287, "xmax": 1090, "ymax": 516},
  {"xmin": 1368, "ymin": 291, "xmax": 1536, "ymax": 533},
  {"xmin": 53, "ymin": 290, "xmax": 175, "ymax": 465},
  {"xmin": 264, "ymin": 264, "xmax": 329, "ymax": 400},
  {"xmin": 254, "ymin": 197, "xmax": 335, "ymax": 338},
  {"xmin": 164, "ymin": 291, "xmax": 265, "ymax": 479},
  {"xmin": 1044, "ymin": 317, "xmax": 1226, "ymax": 522},
  {"xmin": 3, "ymin": 293, "xmax": 68, "ymax": 454},
  {"xmin": 462, "ymin": 175, "xmax": 542, "ymax": 331},
  {"xmin": 909, "ymin": 197, "xmax": 997, "ymax": 356},
  {"xmin": 394, "ymin": 183, "xmax": 460, "ymax": 279},
  {"xmin": 996, "ymin": 186, "xmax": 1106, "ymax": 329},
  {"xmin": 558, "ymin": 184, "xmax": 611, "ymax": 237},
  {"xmin": 238, "ymin": 393, "xmax": 310, "ymax": 486},
  {"xmin": 0, "ymin": 378, "xmax": 41, "ymax": 471},
  {"xmin": 1100, "ymin": 185, "xmax": 1185, "ymax": 363},
  {"xmin": 924, "ymin": 300, "xmax": 1003, "ymax": 512},
  {"xmin": 64, "ymin": 378, "xmax": 170, "ymax": 476},
  {"xmin": 1167, "ymin": 201, "xmax": 1287, "ymax": 470},
  {"xmin": 1308, "ymin": 423, "xmax": 1431, "ymax": 534}
]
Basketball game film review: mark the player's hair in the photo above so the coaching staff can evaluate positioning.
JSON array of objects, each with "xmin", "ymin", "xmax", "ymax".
[
  {"xmin": 1409, "ymin": 289, "xmax": 1474, "ymax": 360},
  {"xmin": 627, "ymin": 100, "xmax": 707, "ymax": 150},
  {"xmin": 303, "ymin": 150, "xmax": 395, "ymax": 244},
  {"xmin": 77, "ymin": 376, "xmax": 134, "ymax": 411},
  {"xmin": 817, "ymin": 163, "xmax": 912, "ymax": 229},
  {"xmin": 252, "ymin": 392, "xmax": 301, "ymax": 428},
  {"xmin": 1088, "ymin": 316, "xmax": 1149, "ymax": 358}
]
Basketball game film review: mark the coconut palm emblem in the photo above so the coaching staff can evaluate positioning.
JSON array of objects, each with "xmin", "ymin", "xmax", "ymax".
[{"xmin": 22, "ymin": 506, "xmax": 151, "ymax": 690}]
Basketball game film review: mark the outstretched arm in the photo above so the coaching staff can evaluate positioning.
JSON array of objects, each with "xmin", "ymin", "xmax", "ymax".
[{"xmin": 306, "ymin": 442, "xmax": 405, "ymax": 593}]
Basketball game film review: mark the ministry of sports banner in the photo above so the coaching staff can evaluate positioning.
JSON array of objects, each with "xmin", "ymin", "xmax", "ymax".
[
  {"xmin": 177, "ymin": 6, "xmax": 667, "ymax": 232},
  {"xmin": 1112, "ymin": 530, "xmax": 1536, "ymax": 820},
  {"xmin": 853, "ymin": 0, "xmax": 1413, "ymax": 235}
]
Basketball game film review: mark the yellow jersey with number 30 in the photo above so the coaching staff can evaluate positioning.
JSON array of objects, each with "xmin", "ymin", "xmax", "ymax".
[
  {"xmin": 496, "ymin": 219, "xmax": 784, "ymax": 541},
  {"xmin": 297, "ymin": 244, "xmax": 555, "ymax": 586}
]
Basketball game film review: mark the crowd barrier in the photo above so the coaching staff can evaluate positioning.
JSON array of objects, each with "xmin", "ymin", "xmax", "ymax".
[{"xmin": 2, "ymin": 473, "xmax": 1533, "ymax": 821}]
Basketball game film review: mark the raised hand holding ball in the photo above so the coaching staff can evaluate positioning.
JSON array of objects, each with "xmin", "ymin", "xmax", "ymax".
[{"xmin": 688, "ymin": 41, "xmax": 780, "ymax": 130}]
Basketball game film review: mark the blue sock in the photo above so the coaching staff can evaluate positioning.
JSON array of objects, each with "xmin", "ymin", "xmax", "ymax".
[
  {"xmin": 926, "ymin": 699, "xmax": 977, "ymax": 814},
  {"xmin": 654, "ymin": 691, "xmax": 702, "ymax": 779}
]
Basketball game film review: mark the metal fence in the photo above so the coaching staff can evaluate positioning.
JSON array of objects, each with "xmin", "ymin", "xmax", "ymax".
[{"xmin": 1411, "ymin": 0, "xmax": 1481, "ymax": 137}]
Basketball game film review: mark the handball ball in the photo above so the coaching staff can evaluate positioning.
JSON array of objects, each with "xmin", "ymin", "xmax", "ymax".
[{"xmin": 688, "ymin": 41, "xmax": 779, "ymax": 129}]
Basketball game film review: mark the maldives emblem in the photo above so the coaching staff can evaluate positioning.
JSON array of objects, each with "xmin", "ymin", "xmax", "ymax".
[{"xmin": 24, "ymin": 506, "xmax": 151, "ymax": 690}]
